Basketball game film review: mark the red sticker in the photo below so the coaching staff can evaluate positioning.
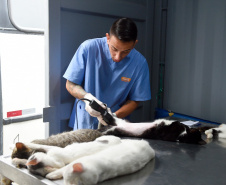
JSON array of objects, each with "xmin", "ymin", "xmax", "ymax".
[{"xmin": 7, "ymin": 110, "xmax": 22, "ymax": 118}]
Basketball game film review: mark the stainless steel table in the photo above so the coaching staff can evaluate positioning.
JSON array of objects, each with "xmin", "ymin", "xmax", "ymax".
[
  {"xmin": 0, "ymin": 133, "xmax": 225, "ymax": 185},
  {"xmin": 0, "ymin": 155, "xmax": 63, "ymax": 185}
]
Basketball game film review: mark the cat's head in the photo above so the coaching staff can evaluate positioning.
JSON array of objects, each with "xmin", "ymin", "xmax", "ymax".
[
  {"xmin": 26, "ymin": 152, "xmax": 59, "ymax": 176},
  {"xmin": 11, "ymin": 142, "xmax": 33, "ymax": 159},
  {"xmin": 178, "ymin": 127, "xmax": 206, "ymax": 145}
]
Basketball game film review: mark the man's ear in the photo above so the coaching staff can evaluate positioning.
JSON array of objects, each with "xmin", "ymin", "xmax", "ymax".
[
  {"xmin": 106, "ymin": 33, "xmax": 110, "ymax": 44},
  {"xmin": 134, "ymin": 40, "xmax": 138, "ymax": 47}
]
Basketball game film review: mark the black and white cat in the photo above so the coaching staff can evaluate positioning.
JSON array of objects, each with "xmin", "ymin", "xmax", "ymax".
[{"xmin": 100, "ymin": 118, "xmax": 206, "ymax": 145}]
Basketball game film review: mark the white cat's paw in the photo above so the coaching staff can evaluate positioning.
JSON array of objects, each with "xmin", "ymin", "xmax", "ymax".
[
  {"xmin": 206, "ymin": 133, "xmax": 213, "ymax": 139},
  {"xmin": 205, "ymin": 131, "xmax": 213, "ymax": 139},
  {"xmin": 205, "ymin": 129, "xmax": 213, "ymax": 138},
  {"xmin": 205, "ymin": 129, "xmax": 212, "ymax": 134},
  {"xmin": 46, "ymin": 171, "xmax": 63, "ymax": 180},
  {"xmin": 12, "ymin": 158, "xmax": 27, "ymax": 167}
]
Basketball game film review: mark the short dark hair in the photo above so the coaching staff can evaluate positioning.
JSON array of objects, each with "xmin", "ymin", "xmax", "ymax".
[{"xmin": 110, "ymin": 18, "xmax": 137, "ymax": 42}]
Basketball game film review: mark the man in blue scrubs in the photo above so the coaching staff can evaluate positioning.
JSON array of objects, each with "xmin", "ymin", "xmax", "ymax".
[{"xmin": 63, "ymin": 18, "xmax": 151, "ymax": 130}]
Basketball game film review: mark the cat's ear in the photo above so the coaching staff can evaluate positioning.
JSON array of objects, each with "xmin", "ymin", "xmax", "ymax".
[
  {"xmin": 26, "ymin": 158, "xmax": 38, "ymax": 166},
  {"xmin": 16, "ymin": 142, "xmax": 27, "ymax": 151},
  {"xmin": 72, "ymin": 163, "xmax": 84, "ymax": 173}
]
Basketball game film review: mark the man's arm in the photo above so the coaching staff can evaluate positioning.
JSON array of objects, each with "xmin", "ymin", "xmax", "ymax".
[
  {"xmin": 65, "ymin": 80, "xmax": 87, "ymax": 99},
  {"xmin": 66, "ymin": 80, "xmax": 139, "ymax": 119},
  {"xmin": 114, "ymin": 100, "xmax": 140, "ymax": 118},
  {"xmin": 66, "ymin": 80, "xmax": 105, "ymax": 117}
]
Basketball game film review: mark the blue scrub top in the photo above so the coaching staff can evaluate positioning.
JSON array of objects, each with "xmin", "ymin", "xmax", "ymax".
[{"xmin": 63, "ymin": 37, "xmax": 151, "ymax": 130}]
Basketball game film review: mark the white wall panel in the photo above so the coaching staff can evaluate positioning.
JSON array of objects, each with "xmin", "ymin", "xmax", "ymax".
[{"xmin": 164, "ymin": 0, "xmax": 226, "ymax": 123}]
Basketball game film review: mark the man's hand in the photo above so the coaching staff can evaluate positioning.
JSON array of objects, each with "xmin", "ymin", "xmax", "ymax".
[
  {"xmin": 97, "ymin": 108, "xmax": 116, "ymax": 126},
  {"xmin": 84, "ymin": 93, "xmax": 106, "ymax": 117}
]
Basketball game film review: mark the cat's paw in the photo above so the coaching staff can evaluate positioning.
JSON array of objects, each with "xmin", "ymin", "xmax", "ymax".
[
  {"xmin": 206, "ymin": 133, "xmax": 213, "ymax": 139},
  {"xmin": 27, "ymin": 152, "xmax": 64, "ymax": 169},
  {"xmin": 46, "ymin": 170, "xmax": 63, "ymax": 180},
  {"xmin": 12, "ymin": 158, "xmax": 28, "ymax": 168},
  {"xmin": 205, "ymin": 129, "xmax": 213, "ymax": 138}
]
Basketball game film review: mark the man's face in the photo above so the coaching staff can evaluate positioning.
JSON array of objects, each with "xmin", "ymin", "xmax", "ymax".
[{"xmin": 106, "ymin": 33, "xmax": 137, "ymax": 62}]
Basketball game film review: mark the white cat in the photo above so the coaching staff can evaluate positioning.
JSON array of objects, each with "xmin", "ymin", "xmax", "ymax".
[
  {"xmin": 46, "ymin": 139, "xmax": 155, "ymax": 185},
  {"xmin": 205, "ymin": 124, "xmax": 226, "ymax": 138},
  {"xmin": 26, "ymin": 135, "xmax": 121, "ymax": 176}
]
